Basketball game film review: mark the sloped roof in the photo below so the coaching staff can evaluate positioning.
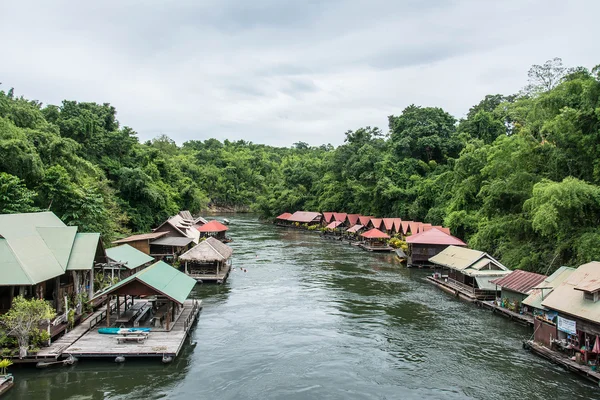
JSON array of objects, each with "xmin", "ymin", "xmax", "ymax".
[
  {"xmin": 106, "ymin": 244, "xmax": 154, "ymax": 270},
  {"xmin": 490, "ymin": 270, "xmax": 547, "ymax": 295},
  {"xmin": 382, "ymin": 218, "xmax": 395, "ymax": 231},
  {"xmin": 178, "ymin": 210, "xmax": 194, "ymax": 221},
  {"xmin": 179, "ymin": 237, "xmax": 233, "ymax": 262},
  {"xmin": 325, "ymin": 221, "xmax": 343, "ymax": 229},
  {"xmin": 421, "ymin": 223, "xmax": 433, "ymax": 232},
  {"xmin": 113, "ymin": 231, "xmax": 168, "ymax": 244},
  {"xmin": 361, "ymin": 228, "xmax": 390, "ymax": 239},
  {"xmin": 408, "ymin": 222, "xmax": 421, "ymax": 234},
  {"xmin": 401, "ymin": 221, "xmax": 411, "ymax": 234},
  {"xmin": 392, "ymin": 218, "xmax": 402, "ymax": 233},
  {"xmin": 432, "ymin": 226, "xmax": 451, "ymax": 235},
  {"xmin": 194, "ymin": 216, "xmax": 208, "ymax": 225},
  {"xmin": 197, "ymin": 220, "xmax": 229, "ymax": 232},
  {"xmin": 164, "ymin": 214, "xmax": 201, "ymax": 243},
  {"xmin": 429, "ymin": 245, "xmax": 507, "ymax": 276},
  {"xmin": 322, "ymin": 212, "xmax": 335, "ymax": 223},
  {"xmin": 346, "ymin": 224, "xmax": 364, "ymax": 233},
  {"xmin": 358, "ymin": 216, "xmax": 372, "ymax": 226},
  {"xmin": 370, "ymin": 218, "xmax": 383, "ymax": 229},
  {"xmin": 541, "ymin": 262, "xmax": 600, "ymax": 323},
  {"xmin": 150, "ymin": 236, "xmax": 194, "ymax": 247},
  {"xmin": 346, "ymin": 214, "xmax": 360, "ymax": 226},
  {"xmin": 523, "ymin": 267, "xmax": 576, "ymax": 310},
  {"xmin": 288, "ymin": 211, "xmax": 321, "ymax": 223},
  {"xmin": 66, "ymin": 233, "xmax": 101, "ymax": 271},
  {"xmin": 406, "ymin": 228, "xmax": 466, "ymax": 246},
  {"xmin": 94, "ymin": 261, "xmax": 196, "ymax": 305},
  {"xmin": 0, "ymin": 212, "xmax": 79, "ymax": 285},
  {"xmin": 333, "ymin": 213, "xmax": 347, "ymax": 222},
  {"xmin": 276, "ymin": 212, "xmax": 293, "ymax": 220}
]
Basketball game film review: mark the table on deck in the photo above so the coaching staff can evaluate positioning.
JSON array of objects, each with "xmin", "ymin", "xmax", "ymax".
[{"xmin": 115, "ymin": 302, "xmax": 146, "ymax": 325}]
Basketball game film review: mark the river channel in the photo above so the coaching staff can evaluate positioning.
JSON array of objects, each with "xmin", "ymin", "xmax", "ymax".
[{"xmin": 6, "ymin": 215, "xmax": 598, "ymax": 399}]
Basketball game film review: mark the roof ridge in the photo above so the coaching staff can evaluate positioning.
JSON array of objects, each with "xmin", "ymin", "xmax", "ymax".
[{"xmin": 205, "ymin": 239, "xmax": 225, "ymax": 259}]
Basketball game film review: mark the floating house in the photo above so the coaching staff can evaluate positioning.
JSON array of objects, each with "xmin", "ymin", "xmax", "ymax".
[
  {"xmin": 0, "ymin": 212, "xmax": 105, "ymax": 335},
  {"xmin": 197, "ymin": 220, "xmax": 231, "ymax": 243},
  {"xmin": 490, "ymin": 270, "xmax": 547, "ymax": 310},
  {"xmin": 382, "ymin": 218, "xmax": 395, "ymax": 234},
  {"xmin": 149, "ymin": 236, "xmax": 194, "ymax": 262},
  {"xmin": 359, "ymin": 228, "xmax": 393, "ymax": 252},
  {"xmin": 274, "ymin": 212, "xmax": 293, "ymax": 226},
  {"xmin": 154, "ymin": 213, "xmax": 201, "ymax": 245},
  {"xmin": 358, "ymin": 216, "xmax": 373, "ymax": 227},
  {"xmin": 345, "ymin": 214, "xmax": 360, "ymax": 227},
  {"xmin": 522, "ymin": 267, "xmax": 576, "ymax": 315},
  {"xmin": 333, "ymin": 212, "xmax": 347, "ymax": 223},
  {"xmin": 105, "ymin": 244, "xmax": 155, "ymax": 279},
  {"xmin": 428, "ymin": 245, "xmax": 510, "ymax": 300},
  {"xmin": 368, "ymin": 218, "xmax": 383, "ymax": 230},
  {"xmin": 112, "ymin": 232, "xmax": 168, "ymax": 255},
  {"xmin": 322, "ymin": 212, "xmax": 335, "ymax": 226},
  {"xmin": 406, "ymin": 228, "xmax": 466, "ymax": 267},
  {"xmin": 179, "ymin": 237, "xmax": 233, "ymax": 283},
  {"xmin": 287, "ymin": 211, "xmax": 322, "ymax": 226}
]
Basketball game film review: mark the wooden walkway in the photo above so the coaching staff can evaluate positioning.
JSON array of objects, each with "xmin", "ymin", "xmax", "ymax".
[
  {"xmin": 426, "ymin": 276, "xmax": 477, "ymax": 302},
  {"xmin": 476, "ymin": 300, "xmax": 534, "ymax": 326},
  {"xmin": 188, "ymin": 265, "xmax": 231, "ymax": 283},
  {"xmin": 64, "ymin": 299, "xmax": 201, "ymax": 359},
  {"xmin": 525, "ymin": 340, "xmax": 600, "ymax": 385}
]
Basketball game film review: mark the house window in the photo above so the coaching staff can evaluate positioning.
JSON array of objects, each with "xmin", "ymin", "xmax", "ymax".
[{"xmin": 584, "ymin": 292, "xmax": 599, "ymax": 302}]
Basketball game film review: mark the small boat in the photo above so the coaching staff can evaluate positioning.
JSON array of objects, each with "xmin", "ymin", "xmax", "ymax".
[
  {"xmin": 98, "ymin": 327, "xmax": 151, "ymax": 335},
  {"xmin": 395, "ymin": 249, "xmax": 407, "ymax": 262},
  {"xmin": 223, "ymin": 218, "xmax": 230, "ymax": 225},
  {"xmin": 0, "ymin": 375, "xmax": 14, "ymax": 396}
]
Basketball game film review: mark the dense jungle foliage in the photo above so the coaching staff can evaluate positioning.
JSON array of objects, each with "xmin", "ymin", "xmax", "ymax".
[{"xmin": 1, "ymin": 58, "xmax": 599, "ymax": 273}]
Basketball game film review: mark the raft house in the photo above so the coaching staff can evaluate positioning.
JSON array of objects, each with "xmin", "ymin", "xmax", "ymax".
[
  {"xmin": 427, "ymin": 245, "xmax": 510, "ymax": 301},
  {"xmin": 406, "ymin": 228, "xmax": 466, "ymax": 268},
  {"xmin": 104, "ymin": 244, "xmax": 156, "ymax": 280},
  {"xmin": 62, "ymin": 261, "xmax": 201, "ymax": 363},
  {"xmin": 179, "ymin": 237, "xmax": 233, "ymax": 284},
  {"xmin": 524, "ymin": 261, "xmax": 600, "ymax": 385},
  {"xmin": 358, "ymin": 228, "xmax": 394, "ymax": 252},
  {"xmin": 287, "ymin": 211, "xmax": 323, "ymax": 227},
  {"xmin": 274, "ymin": 212, "xmax": 293, "ymax": 227},
  {"xmin": 197, "ymin": 220, "xmax": 232, "ymax": 243}
]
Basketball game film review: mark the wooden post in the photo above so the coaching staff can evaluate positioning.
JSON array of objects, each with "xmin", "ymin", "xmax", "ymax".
[
  {"xmin": 185, "ymin": 261, "xmax": 188, "ymax": 274},
  {"xmin": 106, "ymin": 295, "xmax": 111, "ymax": 327},
  {"xmin": 89, "ymin": 269, "xmax": 94, "ymax": 301},
  {"xmin": 166, "ymin": 301, "xmax": 171, "ymax": 331},
  {"xmin": 116, "ymin": 295, "xmax": 121, "ymax": 318},
  {"xmin": 217, "ymin": 261, "xmax": 220, "ymax": 276}
]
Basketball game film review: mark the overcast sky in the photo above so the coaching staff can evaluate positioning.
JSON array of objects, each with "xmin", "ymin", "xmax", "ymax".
[{"xmin": 1, "ymin": 1, "xmax": 598, "ymax": 147}]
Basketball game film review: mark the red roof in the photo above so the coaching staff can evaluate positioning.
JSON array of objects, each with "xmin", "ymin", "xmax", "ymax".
[
  {"xmin": 358, "ymin": 216, "xmax": 372, "ymax": 226},
  {"xmin": 409, "ymin": 222, "xmax": 421, "ymax": 234},
  {"xmin": 325, "ymin": 221, "xmax": 343, "ymax": 229},
  {"xmin": 322, "ymin": 212, "xmax": 335, "ymax": 223},
  {"xmin": 401, "ymin": 221, "xmax": 411, "ymax": 234},
  {"xmin": 288, "ymin": 211, "xmax": 322, "ymax": 223},
  {"xmin": 422, "ymin": 223, "xmax": 433, "ymax": 231},
  {"xmin": 346, "ymin": 224, "xmax": 364, "ymax": 233},
  {"xmin": 370, "ymin": 218, "xmax": 383, "ymax": 229},
  {"xmin": 432, "ymin": 226, "xmax": 451, "ymax": 235},
  {"xmin": 346, "ymin": 214, "xmax": 360, "ymax": 226},
  {"xmin": 333, "ymin": 212, "xmax": 347, "ymax": 222},
  {"xmin": 490, "ymin": 270, "xmax": 547, "ymax": 295},
  {"xmin": 382, "ymin": 218, "xmax": 395, "ymax": 231},
  {"xmin": 392, "ymin": 218, "xmax": 402, "ymax": 233},
  {"xmin": 361, "ymin": 228, "xmax": 390, "ymax": 239},
  {"xmin": 276, "ymin": 212, "xmax": 292, "ymax": 220},
  {"xmin": 405, "ymin": 228, "xmax": 466, "ymax": 246},
  {"xmin": 197, "ymin": 220, "xmax": 229, "ymax": 232}
]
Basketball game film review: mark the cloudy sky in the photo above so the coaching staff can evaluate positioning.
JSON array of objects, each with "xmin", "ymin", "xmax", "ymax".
[{"xmin": 1, "ymin": 1, "xmax": 598, "ymax": 147}]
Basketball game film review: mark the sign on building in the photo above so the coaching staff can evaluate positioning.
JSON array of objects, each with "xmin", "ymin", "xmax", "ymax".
[{"xmin": 557, "ymin": 316, "xmax": 577, "ymax": 335}]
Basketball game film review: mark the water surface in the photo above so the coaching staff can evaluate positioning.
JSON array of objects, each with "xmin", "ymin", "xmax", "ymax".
[{"xmin": 7, "ymin": 215, "xmax": 598, "ymax": 399}]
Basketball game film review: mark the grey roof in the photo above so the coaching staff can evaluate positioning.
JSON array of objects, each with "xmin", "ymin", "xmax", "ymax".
[
  {"xmin": 106, "ymin": 244, "xmax": 155, "ymax": 270},
  {"xmin": 179, "ymin": 237, "xmax": 233, "ymax": 262},
  {"xmin": 523, "ymin": 266, "xmax": 576, "ymax": 310},
  {"xmin": 150, "ymin": 236, "xmax": 194, "ymax": 247},
  {"xmin": 429, "ymin": 245, "xmax": 509, "ymax": 276}
]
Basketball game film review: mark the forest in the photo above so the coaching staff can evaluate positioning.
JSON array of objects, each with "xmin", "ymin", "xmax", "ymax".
[{"xmin": 1, "ymin": 58, "xmax": 599, "ymax": 274}]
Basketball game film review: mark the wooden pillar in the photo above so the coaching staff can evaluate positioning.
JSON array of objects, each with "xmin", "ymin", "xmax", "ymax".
[
  {"xmin": 116, "ymin": 295, "xmax": 121, "ymax": 318},
  {"xmin": 89, "ymin": 269, "xmax": 94, "ymax": 301},
  {"xmin": 185, "ymin": 261, "xmax": 188, "ymax": 274},
  {"xmin": 166, "ymin": 301, "xmax": 171, "ymax": 331},
  {"xmin": 217, "ymin": 261, "xmax": 220, "ymax": 276},
  {"xmin": 106, "ymin": 295, "xmax": 111, "ymax": 327}
]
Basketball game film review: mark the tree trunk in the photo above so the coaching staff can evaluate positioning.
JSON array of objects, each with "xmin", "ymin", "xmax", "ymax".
[
  {"xmin": 72, "ymin": 271, "xmax": 82, "ymax": 315},
  {"xmin": 18, "ymin": 336, "xmax": 28, "ymax": 359}
]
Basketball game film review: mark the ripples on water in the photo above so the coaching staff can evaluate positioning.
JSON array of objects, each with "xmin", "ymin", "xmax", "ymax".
[{"xmin": 7, "ymin": 215, "xmax": 599, "ymax": 400}]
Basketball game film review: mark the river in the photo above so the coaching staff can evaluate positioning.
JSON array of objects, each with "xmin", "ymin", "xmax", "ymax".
[{"xmin": 5, "ymin": 215, "xmax": 598, "ymax": 399}]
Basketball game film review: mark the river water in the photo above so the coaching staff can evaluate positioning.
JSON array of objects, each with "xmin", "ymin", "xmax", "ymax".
[{"xmin": 6, "ymin": 215, "xmax": 598, "ymax": 399}]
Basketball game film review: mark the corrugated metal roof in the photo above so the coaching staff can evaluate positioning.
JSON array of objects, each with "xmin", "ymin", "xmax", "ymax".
[
  {"xmin": 421, "ymin": 223, "xmax": 433, "ymax": 231},
  {"xmin": 370, "ymin": 218, "xmax": 383, "ymax": 229},
  {"xmin": 346, "ymin": 214, "xmax": 360, "ymax": 226},
  {"xmin": 333, "ymin": 213, "xmax": 347, "ymax": 222},
  {"xmin": 150, "ymin": 236, "xmax": 194, "ymax": 247},
  {"xmin": 476, "ymin": 276, "xmax": 502, "ymax": 291},
  {"xmin": 194, "ymin": 216, "xmax": 208, "ymax": 225},
  {"xmin": 288, "ymin": 211, "xmax": 322, "ymax": 223},
  {"xmin": 392, "ymin": 218, "xmax": 402, "ymax": 233},
  {"xmin": 490, "ymin": 270, "xmax": 547, "ymax": 295},
  {"xmin": 66, "ymin": 233, "xmax": 101, "ymax": 271},
  {"xmin": 276, "ymin": 212, "xmax": 292, "ymax": 220},
  {"xmin": 361, "ymin": 228, "xmax": 390, "ymax": 239},
  {"xmin": 406, "ymin": 228, "xmax": 466, "ymax": 246},
  {"xmin": 358, "ymin": 216, "xmax": 372, "ymax": 226},
  {"xmin": 180, "ymin": 237, "xmax": 233, "ymax": 262},
  {"xmin": 0, "ymin": 212, "xmax": 79, "ymax": 285},
  {"xmin": 523, "ymin": 267, "xmax": 575, "ymax": 310},
  {"xmin": 575, "ymin": 280, "xmax": 600, "ymax": 293},
  {"xmin": 428, "ymin": 245, "xmax": 507, "ymax": 276},
  {"xmin": 325, "ymin": 221, "xmax": 343, "ymax": 229},
  {"xmin": 106, "ymin": 244, "xmax": 154, "ymax": 270},
  {"xmin": 346, "ymin": 224, "xmax": 364, "ymax": 233},
  {"xmin": 178, "ymin": 210, "xmax": 193, "ymax": 220},
  {"xmin": 401, "ymin": 221, "xmax": 411, "ymax": 234},
  {"xmin": 541, "ymin": 262, "xmax": 600, "ymax": 322},
  {"xmin": 94, "ymin": 261, "xmax": 196, "ymax": 305},
  {"xmin": 322, "ymin": 212, "xmax": 335, "ymax": 223},
  {"xmin": 197, "ymin": 220, "xmax": 229, "ymax": 232},
  {"xmin": 408, "ymin": 222, "xmax": 421, "ymax": 234},
  {"xmin": 113, "ymin": 231, "xmax": 168, "ymax": 244},
  {"xmin": 382, "ymin": 218, "xmax": 395, "ymax": 231}
]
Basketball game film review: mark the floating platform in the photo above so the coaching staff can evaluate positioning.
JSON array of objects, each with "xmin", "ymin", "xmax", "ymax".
[
  {"xmin": 475, "ymin": 300, "xmax": 533, "ymax": 326},
  {"xmin": 524, "ymin": 340, "xmax": 600, "ymax": 385},
  {"xmin": 63, "ymin": 299, "xmax": 201, "ymax": 361},
  {"xmin": 358, "ymin": 243, "xmax": 394, "ymax": 252},
  {"xmin": 426, "ymin": 276, "xmax": 477, "ymax": 302},
  {"xmin": 188, "ymin": 264, "xmax": 231, "ymax": 284}
]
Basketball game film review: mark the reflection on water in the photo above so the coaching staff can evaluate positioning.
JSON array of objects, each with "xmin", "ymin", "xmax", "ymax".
[{"xmin": 6, "ymin": 215, "xmax": 599, "ymax": 400}]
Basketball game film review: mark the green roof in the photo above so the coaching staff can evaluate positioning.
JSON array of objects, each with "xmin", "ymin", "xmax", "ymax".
[
  {"xmin": 106, "ymin": 244, "xmax": 154, "ymax": 270},
  {"xmin": 66, "ymin": 233, "xmax": 101, "ymax": 271},
  {"xmin": 523, "ymin": 266, "xmax": 576, "ymax": 310},
  {"xmin": 0, "ymin": 211, "xmax": 102, "ymax": 285},
  {"xmin": 94, "ymin": 261, "xmax": 196, "ymax": 305}
]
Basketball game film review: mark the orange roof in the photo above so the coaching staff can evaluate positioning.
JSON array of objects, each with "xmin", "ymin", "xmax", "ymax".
[
  {"xmin": 346, "ymin": 214, "xmax": 360, "ymax": 226},
  {"xmin": 401, "ymin": 221, "xmax": 411, "ymax": 234},
  {"xmin": 276, "ymin": 212, "xmax": 292, "ymax": 220},
  {"xmin": 405, "ymin": 228, "xmax": 466, "ymax": 246},
  {"xmin": 325, "ymin": 221, "xmax": 343, "ymax": 229},
  {"xmin": 408, "ymin": 222, "xmax": 421, "ymax": 234},
  {"xmin": 322, "ymin": 212, "xmax": 335, "ymax": 223},
  {"xmin": 392, "ymin": 218, "xmax": 402, "ymax": 233},
  {"xmin": 370, "ymin": 218, "xmax": 383, "ymax": 229},
  {"xmin": 382, "ymin": 218, "xmax": 395, "ymax": 231},
  {"xmin": 346, "ymin": 224, "xmax": 364, "ymax": 233},
  {"xmin": 358, "ymin": 216, "xmax": 372, "ymax": 226},
  {"xmin": 333, "ymin": 212, "xmax": 347, "ymax": 222},
  {"xmin": 197, "ymin": 220, "xmax": 229, "ymax": 232},
  {"xmin": 361, "ymin": 228, "xmax": 390, "ymax": 239}
]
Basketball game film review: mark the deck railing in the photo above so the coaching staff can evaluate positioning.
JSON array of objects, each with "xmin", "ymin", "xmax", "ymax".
[
  {"xmin": 89, "ymin": 301, "xmax": 118, "ymax": 330},
  {"xmin": 183, "ymin": 300, "xmax": 200, "ymax": 332}
]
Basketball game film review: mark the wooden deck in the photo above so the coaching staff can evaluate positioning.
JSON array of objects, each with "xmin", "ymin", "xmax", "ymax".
[
  {"xmin": 63, "ymin": 299, "xmax": 201, "ymax": 359},
  {"xmin": 476, "ymin": 300, "xmax": 534, "ymax": 326},
  {"xmin": 358, "ymin": 243, "xmax": 394, "ymax": 252},
  {"xmin": 426, "ymin": 276, "xmax": 477, "ymax": 302},
  {"xmin": 188, "ymin": 264, "xmax": 231, "ymax": 284},
  {"xmin": 525, "ymin": 340, "xmax": 600, "ymax": 385}
]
